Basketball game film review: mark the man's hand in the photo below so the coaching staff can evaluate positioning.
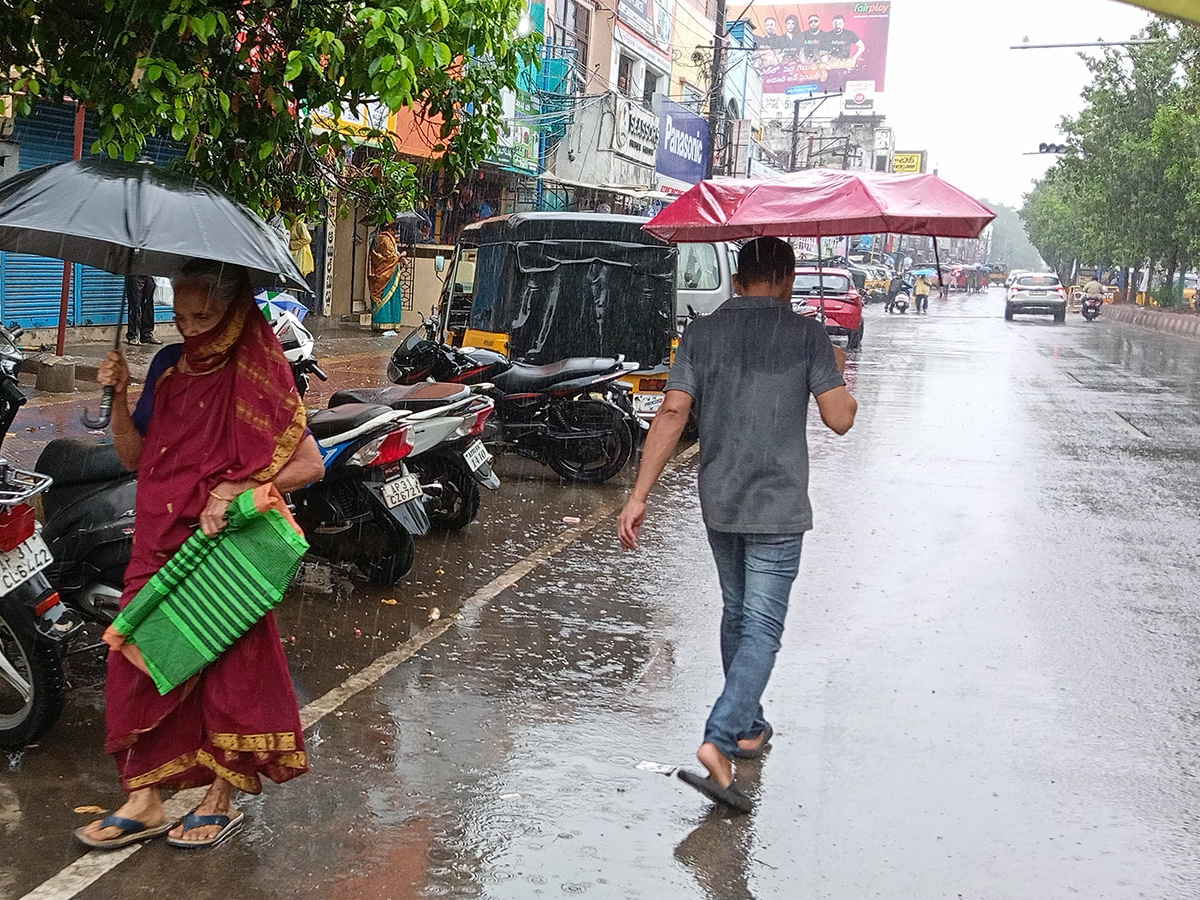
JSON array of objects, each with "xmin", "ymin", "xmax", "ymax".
[{"xmin": 617, "ymin": 497, "xmax": 647, "ymax": 551}]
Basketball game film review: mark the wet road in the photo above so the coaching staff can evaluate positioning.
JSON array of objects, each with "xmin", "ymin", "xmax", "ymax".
[{"xmin": 5, "ymin": 290, "xmax": 1200, "ymax": 899}]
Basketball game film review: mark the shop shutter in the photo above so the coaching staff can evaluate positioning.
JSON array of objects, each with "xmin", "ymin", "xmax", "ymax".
[
  {"xmin": 0, "ymin": 254, "xmax": 72, "ymax": 328},
  {"xmin": 1, "ymin": 104, "xmax": 182, "ymax": 329},
  {"xmin": 76, "ymin": 265, "xmax": 124, "ymax": 326},
  {"xmin": 2, "ymin": 105, "xmax": 78, "ymax": 328}
]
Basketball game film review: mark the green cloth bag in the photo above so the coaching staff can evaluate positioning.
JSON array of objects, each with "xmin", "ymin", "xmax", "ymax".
[{"xmin": 111, "ymin": 487, "xmax": 309, "ymax": 695}]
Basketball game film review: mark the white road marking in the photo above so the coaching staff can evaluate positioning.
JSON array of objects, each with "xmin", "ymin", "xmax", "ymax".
[
  {"xmin": 1109, "ymin": 410, "xmax": 1151, "ymax": 440},
  {"xmin": 19, "ymin": 441, "xmax": 699, "ymax": 900}
]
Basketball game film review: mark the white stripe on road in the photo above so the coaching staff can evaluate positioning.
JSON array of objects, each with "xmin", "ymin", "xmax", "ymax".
[
  {"xmin": 1109, "ymin": 410, "xmax": 1151, "ymax": 440},
  {"xmin": 20, "ymin": 441, "xmax": 698, "ymax": 900}
]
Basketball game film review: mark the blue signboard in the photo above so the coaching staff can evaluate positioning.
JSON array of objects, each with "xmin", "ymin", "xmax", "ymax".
[{"xmin": 656, "ymin": 98, "xmax": 710, "ymax": 190}]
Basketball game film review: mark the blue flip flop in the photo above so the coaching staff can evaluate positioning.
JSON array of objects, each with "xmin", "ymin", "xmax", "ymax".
[
  {"xmin": 166, "ymin": 809, "xmax": 245, "ymax": 849},
  {"xmin": 74, "ymin": 814, "xmax": 174, "ymax": 850}
]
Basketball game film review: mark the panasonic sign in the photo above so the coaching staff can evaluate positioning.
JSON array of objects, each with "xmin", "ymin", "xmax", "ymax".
[{"xmin": 655, "ymin": 98, "xmax": 710, "ymax": 189}]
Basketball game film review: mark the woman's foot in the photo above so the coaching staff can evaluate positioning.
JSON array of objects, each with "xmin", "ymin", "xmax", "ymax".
[
  {"xmin": 78, "ymin": 788, "xmax": 164, "ymax": 843},
  {"xmin": 168, "ymin": 778, "xmax": 238, "ymax": 845},
  {"xmin": 696, "ymin": 741, "xmax": 734, "ymax": 788}
]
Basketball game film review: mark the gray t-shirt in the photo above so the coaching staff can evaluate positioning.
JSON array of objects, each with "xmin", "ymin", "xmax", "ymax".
[{"xmin": 664, "ymin": 295, "xmax": 845, "ymax": 534}]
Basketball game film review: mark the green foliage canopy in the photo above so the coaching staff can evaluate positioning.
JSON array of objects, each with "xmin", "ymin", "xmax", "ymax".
[{"xmin": 0, "ymin": 0, "xmax": 540, "ymax": 223}]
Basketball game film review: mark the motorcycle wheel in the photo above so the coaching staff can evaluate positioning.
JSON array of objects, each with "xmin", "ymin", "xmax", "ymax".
[
  {"xmin": 546, "ymin": 400, "xmax": 634, "ymax": 484},
  {"xmin": 847, "ymin": 324, "xmax": 864, "ymax": 350},
  {"xmin": 0, "ymin": 597, "xmax": 66, "ymax": 749},
  {"xmin": 412, "ymin": 454, "xmax": 481, "ymax": 532},
  {"xmin": 358, "ymin": 519, "xmax": 417, "ymax": 587}
]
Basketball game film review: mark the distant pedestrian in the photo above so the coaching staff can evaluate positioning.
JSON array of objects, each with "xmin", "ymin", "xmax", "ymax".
[
  {"xmin": 914, "ymin": 274, "xmax": 931, "ymax": 312},
  {"xmin": 124, "ymin": 275, "xmax": 161, "ymax": 346},
  {"xmin": 617, "ymin": 237, "xmax": 857, "ymax": 813}
]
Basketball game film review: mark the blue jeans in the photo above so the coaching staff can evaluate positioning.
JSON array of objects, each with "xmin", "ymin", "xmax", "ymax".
[{"xmin": 703, "ymin": 530, "xmax": 804, "ymax": 758}]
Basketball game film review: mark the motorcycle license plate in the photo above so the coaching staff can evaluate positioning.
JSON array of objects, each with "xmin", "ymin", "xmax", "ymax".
[
  {"xmin": 0, "ymin": 532, "xmax": 52, "ymax": 598},
  {"xmin": 633, "ymin": 393, "xmax": 664, "ymax": 415},
  {"xmin": 463, "ymin": 440, "xmax": 491, "ymax": 472},
  {"xmin": 381, "ymin": 474, "xmax": 423, "ymax": 509}
]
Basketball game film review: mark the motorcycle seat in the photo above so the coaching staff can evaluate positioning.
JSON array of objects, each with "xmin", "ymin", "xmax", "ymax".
[
  {"xmin": 329, "ymin": 382, "xmax": 472, "ymax": 411},
  {"xmin": 36, "ymin": 438, "xmax": 131, "ymax": 486},
  {"xmin": 493, "ymin": 357, "xmax": 620, "ymax": 393},
  {"xmin": 306, "ymin": 403, "xmax": 396, "ymax": 442}
]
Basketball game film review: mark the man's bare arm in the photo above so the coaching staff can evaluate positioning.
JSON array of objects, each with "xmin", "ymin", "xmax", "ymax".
[
  {"xmin": 815, "ymin": 386, "xmax": 856, "ymax": 435},
  {"xmin": 617, "ymin": 390, "xmax": 693, "ymax": 550}
]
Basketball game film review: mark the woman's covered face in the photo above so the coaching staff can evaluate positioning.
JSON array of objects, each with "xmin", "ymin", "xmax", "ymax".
[{"xmin": 173, "ymin": 283, "xmax": 229, "ymax": 338}]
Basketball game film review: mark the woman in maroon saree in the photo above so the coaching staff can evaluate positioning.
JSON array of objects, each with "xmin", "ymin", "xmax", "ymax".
[{"xmin": 76, "ymin": 261, "xmax": 325, "ymax": 850}]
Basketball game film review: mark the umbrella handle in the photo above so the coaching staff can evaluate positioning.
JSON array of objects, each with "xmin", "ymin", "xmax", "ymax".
[{"xmin": 81, "ymin": 386, "xmax": 114, "ymax": 430}]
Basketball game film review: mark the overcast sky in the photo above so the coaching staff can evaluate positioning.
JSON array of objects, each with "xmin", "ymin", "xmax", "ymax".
[{"xmin": 878, "ymin": 0, "xmax": 1152, "ymax": 208}]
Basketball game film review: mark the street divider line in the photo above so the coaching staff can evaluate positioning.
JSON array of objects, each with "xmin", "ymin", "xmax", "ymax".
[
  {"xmin": 21, "ymin": 440, "xmax": 699, "ymax": 900},
  {"xmin": 1109, "ymin": 410, "xmax": 1151, "ymax": 440}
]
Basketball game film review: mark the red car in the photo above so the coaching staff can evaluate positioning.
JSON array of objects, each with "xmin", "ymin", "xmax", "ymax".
[{"xmin": 791, "ymin": 267, "xmax": 865, "ymax": 350}]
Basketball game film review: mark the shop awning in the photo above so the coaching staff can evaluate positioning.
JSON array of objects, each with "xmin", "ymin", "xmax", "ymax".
[{"xmin": 538, "ymin": 173, "xmax": 675, "ymax": 202}]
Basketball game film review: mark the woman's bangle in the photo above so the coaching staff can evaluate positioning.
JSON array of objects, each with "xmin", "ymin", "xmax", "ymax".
[{"xmin": 208, "ymin": 489, "xmax": 237, "ymax": 502}]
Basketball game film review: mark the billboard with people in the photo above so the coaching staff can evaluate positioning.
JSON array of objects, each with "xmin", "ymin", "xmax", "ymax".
[{"xmin": 750, "ymin": 2, "xmax": 891, "ymax": 118}]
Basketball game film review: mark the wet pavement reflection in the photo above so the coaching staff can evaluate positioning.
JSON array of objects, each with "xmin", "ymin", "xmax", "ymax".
[{"xmin": 5, "ymin": 290, "xmax": 1200, "ymax": 899}]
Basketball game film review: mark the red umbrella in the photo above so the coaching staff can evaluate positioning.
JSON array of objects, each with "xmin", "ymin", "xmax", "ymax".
[{"xmin": 643, "ymin": 169, "xmax": 995, "ymax": 242}]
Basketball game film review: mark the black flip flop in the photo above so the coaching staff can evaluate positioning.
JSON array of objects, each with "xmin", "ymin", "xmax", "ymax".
[
  {"xmin": 677, "ymin": 769, "xmax": 754, "ymax": 813},
  {"xmin": 731, "ymin": 722, "xmax": 773, "ymax": 760}
]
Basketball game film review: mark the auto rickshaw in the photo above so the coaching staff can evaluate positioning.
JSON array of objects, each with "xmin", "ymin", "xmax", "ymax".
[
  {"xmin": 988, "ymin": 263, "xmax": 1008, "ymax": 286},
  {"xmin": 436, "ymin": 212, "xmax": 678, "ymax": 418},
  {"xmin": 863, "ymin": 266, "xmax": 891, "ymax": 303}
]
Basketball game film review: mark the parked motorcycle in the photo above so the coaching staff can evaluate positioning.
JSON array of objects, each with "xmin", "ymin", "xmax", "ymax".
[
  {"xmin": 1081, "ymin": 294, "xmax": 1103, "ymax": 322},
  {"xmin": 0, "ymin": 326, "xmax": 86, "ymax": 748},
  {"xmin": 292, "ymin": 404, "xmax": 429, "ymax": 585},
  {"xmin": 328, "ymin": 382, "xmax": 499, "ymax": 531},
  {"xmin": 275, "ymin": 307, "xmax": 500, "ymax": 531},
  {"xmin": 387, "ymin": 321, "xmax": 639, "ymax": 483}
]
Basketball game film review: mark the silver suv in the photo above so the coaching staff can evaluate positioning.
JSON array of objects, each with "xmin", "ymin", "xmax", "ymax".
[{"xmin": 1005, "ymin": 273, "xmax": 1067, "ymax": 324}]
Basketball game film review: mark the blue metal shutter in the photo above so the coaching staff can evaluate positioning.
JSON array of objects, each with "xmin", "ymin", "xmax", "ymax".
[
  {"xmin": 0, "ymin": 254, "xmax": 71, "ymax": 328},
  {"xmin": 1, "ymin": 103, "xmax": 178, "ymax": 329},
  {"xmin": 2, "ymin": 105, "xmax": 77, "ymax": 328},
  {"xmin": 76, "ymin": 265, "xmax": 124, "ymax": 327}
]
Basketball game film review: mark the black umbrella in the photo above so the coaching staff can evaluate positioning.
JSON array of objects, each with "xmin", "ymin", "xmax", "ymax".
[{"xmin": 0, "ymin": 158, "xmax": 309, "ymax": 426}]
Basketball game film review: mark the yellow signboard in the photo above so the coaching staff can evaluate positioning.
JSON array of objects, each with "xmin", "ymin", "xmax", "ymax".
[{"xmin": 892, "ymin": 152, "xmax": 925, "ymax": 174}]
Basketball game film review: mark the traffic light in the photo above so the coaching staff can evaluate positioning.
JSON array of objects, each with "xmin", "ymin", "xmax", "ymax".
[{"xmin": 1038, "ymin": 142, "xmax": 1067, "ymax": 154}]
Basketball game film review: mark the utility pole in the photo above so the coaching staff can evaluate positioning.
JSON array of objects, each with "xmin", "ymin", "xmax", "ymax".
[
  {"xmin": 705, "ymin": 0, "xmax": 727, "ymax": 179},
  {"xmin": 790, "ymin": 98, "xmax": 800, "ymax": 171}
]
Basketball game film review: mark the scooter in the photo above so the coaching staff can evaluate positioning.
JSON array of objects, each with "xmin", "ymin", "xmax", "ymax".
[
  {"xmin": 1081, "ymin": 294, "xmax": 1103, "ymax": 322},
  {"xmin": 387, "ymin": 320, "xmax": 639, "ymax": 483},
  {"xmin": 0, "ymin": 325, "xmax": 86, "ymax": 748},
  {"xmin": 328, "ymin": 382, "xmax": 499, "ymax": 532},
  {"xmin": 276, "ymin": 307, "xmax": 500, "ymax": 531},
  {"xmin": 297, "ymin": 405, "xmax": 429, "ymax": 585},
  {"xmin": 886, "ymin": 291, "xmax": 911, "ymax": 314}
]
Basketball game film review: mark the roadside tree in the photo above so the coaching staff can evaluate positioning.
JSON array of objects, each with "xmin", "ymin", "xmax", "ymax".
[{"xmin": 0, "ymin": 0, "xmax": 539, "ymax": 223}]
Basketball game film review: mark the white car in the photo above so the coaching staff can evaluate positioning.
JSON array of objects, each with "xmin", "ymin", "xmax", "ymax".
[{"xmin": 1005, "ymin": 273, "xmax": 1067, "ymax": 323}]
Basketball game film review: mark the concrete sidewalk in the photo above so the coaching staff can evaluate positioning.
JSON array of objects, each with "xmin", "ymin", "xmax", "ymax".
[{"xmin": 16, "ymin": 320, "xmax": 410, "ymax": 390}]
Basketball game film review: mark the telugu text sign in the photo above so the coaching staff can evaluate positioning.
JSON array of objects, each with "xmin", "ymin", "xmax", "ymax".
[
  {"xmin": 749, "ymin": 2, "xmax": 891, "ymax": 104},
  {"xmin": 892, "ymin": 151, "xmax": 925, "ymax": 174}
]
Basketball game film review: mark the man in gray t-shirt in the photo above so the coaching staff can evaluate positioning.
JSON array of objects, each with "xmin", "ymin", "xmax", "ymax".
[{"xmin": 618, "ymin": 237, "xmax": 857, "ymax": 812}]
